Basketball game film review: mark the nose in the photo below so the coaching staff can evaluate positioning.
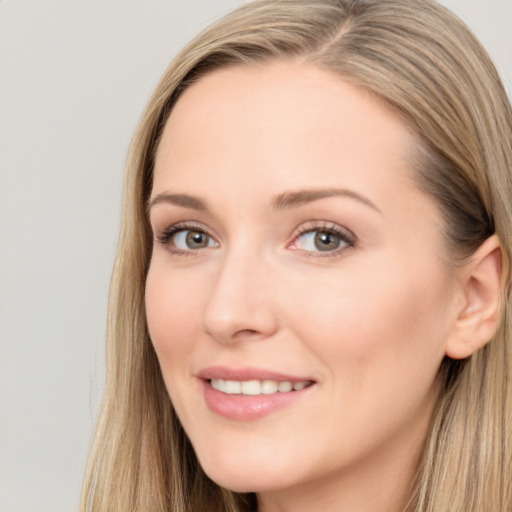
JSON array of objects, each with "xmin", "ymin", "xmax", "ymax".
[{"xmin": 201, "ymin": 249, "xmax": 279, "ymax": 344}]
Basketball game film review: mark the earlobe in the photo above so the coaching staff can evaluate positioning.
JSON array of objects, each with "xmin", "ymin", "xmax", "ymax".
[{"xmin": 445, "ymin": 235, "xmax": 506, "ymax": 360}]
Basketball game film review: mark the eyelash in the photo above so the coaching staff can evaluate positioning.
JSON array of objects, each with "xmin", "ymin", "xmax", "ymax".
[
  {"xmin": 292, "ymin": 222, "xmax": 356, "ymax": 257},
  {"xmin": 156, "ymin": 221, "xmax": 217, "ymax": 257},
  {"xmin": 155, "ymin": 220, "xmax": 356, "ymax": 257}
]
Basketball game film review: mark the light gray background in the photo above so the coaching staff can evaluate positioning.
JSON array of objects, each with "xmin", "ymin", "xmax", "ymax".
[{"xmin": 1, "ymin": 1, "xmax": 510, "ymax": 511}]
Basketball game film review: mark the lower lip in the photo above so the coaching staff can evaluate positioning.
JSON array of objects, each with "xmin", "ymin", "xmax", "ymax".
[{"xmin": 202, "ymin": 380, "xmax": 314, "ymax": 421}]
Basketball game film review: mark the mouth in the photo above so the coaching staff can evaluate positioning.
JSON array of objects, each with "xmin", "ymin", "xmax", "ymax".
[
  {"xmin": 198, "ymin": 367, "xmax": 317, "ymax": 421},
  {"xmin": 208, "ymin": 378, "xmax": 314, "ymax": 395}
]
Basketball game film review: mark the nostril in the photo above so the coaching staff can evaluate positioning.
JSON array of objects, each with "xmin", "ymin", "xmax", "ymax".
[{"xmin": 232, "ymin": 328, "xmax": 261, "ymax": 339}]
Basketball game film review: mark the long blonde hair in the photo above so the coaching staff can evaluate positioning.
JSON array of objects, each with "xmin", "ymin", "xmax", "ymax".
[{"xmin": 81, "ymin": 1, "xmax": 512, "ymax": 511}]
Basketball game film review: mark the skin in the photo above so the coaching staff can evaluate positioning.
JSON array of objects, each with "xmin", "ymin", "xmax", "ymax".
[{"xmin": 145, "ymin": 60, "xmax": 469, "ymax": 512}]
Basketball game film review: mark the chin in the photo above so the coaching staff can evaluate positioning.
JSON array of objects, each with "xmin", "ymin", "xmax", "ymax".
[
  {"xmin": 203, "ymin": 467, "xmax": 287, "ymax": 494},
  {"xmin": 196, "ymin": 445, "xmax": 299, "ymax": 493}
]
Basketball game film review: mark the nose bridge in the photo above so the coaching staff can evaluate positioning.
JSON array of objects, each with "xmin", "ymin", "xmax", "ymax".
[{"xmin": 201, "ymin": 240, "xmax": 278, "ymax": 343}]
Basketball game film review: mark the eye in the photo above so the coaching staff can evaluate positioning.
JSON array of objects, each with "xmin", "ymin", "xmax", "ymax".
[
  {"xmin": 173, "ymin": 229, "xmax": 216, "ymax": 250},
  {"xmin": 296, "ymin": 230, "xmax": 346, "ymax": 251},
  {"xmin": 156, "ymin": 223, "xmax": 219, "ymax": 253},
  {"xmin": 290, "ymin": 223, "xmax": 355, "ymax": 255}
]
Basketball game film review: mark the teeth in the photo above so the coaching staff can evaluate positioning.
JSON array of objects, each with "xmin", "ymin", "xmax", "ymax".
[
  {"xmin": 241, "ymin": 380, "xmax": 261, "ymax": 395},
  {"xmin": 261, "ymin": 380, "xmax": 278, "ymax": 394},
  {"xmin": 278, "ymin": 381, "xmax": 293, "ymax": 392},
  {"xmin": 210, "ymin": 379, "xmax": 310, "ymax": 395},
  {"xmin": 224, "ymin": 380, "xmax": 241, "ymax": 394},
  {"xmin": 211, "ymin": 379, "xmax": 225, "ymax": 392}
]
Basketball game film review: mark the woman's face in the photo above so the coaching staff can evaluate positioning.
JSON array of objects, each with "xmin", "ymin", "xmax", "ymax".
[{"xmin": 146, "ymin": 61, "xmax": 462, "ymax": 507}]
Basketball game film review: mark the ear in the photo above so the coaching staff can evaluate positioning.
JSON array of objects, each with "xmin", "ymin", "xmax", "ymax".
[{"xmin": 445, "ymin": 235, "xmax": 507, "ymax": 360}]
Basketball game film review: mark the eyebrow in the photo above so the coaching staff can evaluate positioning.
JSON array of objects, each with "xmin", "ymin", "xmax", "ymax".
[
  {"xmin": 272, "ymin": 188, "xmax": 382, "ymax": 213},
  {"xmin": 147, "ymin": 187, "xmax": 381, "ymax": 214},
  {"xmin": 147, "ymin": 193, "xmax": 208, "ymax": 212}
]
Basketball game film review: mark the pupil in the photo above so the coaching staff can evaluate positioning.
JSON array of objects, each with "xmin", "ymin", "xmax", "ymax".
[
  {"xmin": 314, "ymin": 232, "xmax": 340, "ymax": 251},
  {"xmin": 186, "ymin": 231, "xmax": 207, "ymax": 248}
]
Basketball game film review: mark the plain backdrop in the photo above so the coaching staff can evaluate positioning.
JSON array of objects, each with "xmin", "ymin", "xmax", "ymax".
[{"xmin": 1, "ymin": 1, "xmax": 510, "ymax": 511}]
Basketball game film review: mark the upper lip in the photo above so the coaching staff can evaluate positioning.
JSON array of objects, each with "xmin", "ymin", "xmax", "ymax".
[{"xmin": 197, "ymin": 365, "xmax": 315, "ymax": 383}]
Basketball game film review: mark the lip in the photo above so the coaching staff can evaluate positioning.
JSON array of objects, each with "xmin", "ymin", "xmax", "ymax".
[
  {"xmin": 197, "ymin": 365, "xmax": 315, "ymax": 382},
  {"xmin": 198, "ymin": 366, "xmax": 316, "ymax": 421}
]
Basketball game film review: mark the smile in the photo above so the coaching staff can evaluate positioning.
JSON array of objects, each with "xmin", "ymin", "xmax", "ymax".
[
  {"xmin": 197, "ymin": 367, "xmax": 317, "ymax": 420},
  {"xmin": 210, "ymin": 379, "xmax": 312, "ymax": 395}
]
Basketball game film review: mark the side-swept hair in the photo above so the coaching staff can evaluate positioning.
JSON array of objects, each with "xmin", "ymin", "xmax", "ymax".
[{"xmin": 81, "ymin": 1, "xmax": 512, "ymax": 511}]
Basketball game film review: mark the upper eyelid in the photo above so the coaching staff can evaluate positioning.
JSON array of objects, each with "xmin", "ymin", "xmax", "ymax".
[
  {"xmin": 292, "ymin": 221, "xmax": 356, "ymax": 240},
  {"xmin": 154, "ymin": 223, "xmax": 219, "ymax": 257},
  {"xmin": 154, "ymin": 221, "xmax": 219, "ymax": 248},
  {"xmin": 289, "ymin": 221, "xmax": 358, "ymax": 256},
  {"xmin": 156, "ymin": 220, "xmax": 214, "ymax": 237}
]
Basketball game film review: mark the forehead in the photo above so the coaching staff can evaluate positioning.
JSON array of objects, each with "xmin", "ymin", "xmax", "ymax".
[{"xmin": 153, "ymin": 60, "xmax": 418, "ymax": 205}]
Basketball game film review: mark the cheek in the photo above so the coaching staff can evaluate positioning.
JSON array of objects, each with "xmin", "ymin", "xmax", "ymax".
[
  {"xmin": 283, "ymin": 258, "xmax": 452, "ymax": 388},
  {"xmin": 145, "ymin": 263, "xmax": 203, "ymax": 369},
  {"xmin": 277, "ymin": 262, "xmax": 451, "ymax": 459}
]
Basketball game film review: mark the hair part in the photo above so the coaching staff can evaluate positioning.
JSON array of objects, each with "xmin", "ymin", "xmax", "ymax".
[{"xmin": 82, "ymin": 1, "xmax": 512, "ymax": 511}]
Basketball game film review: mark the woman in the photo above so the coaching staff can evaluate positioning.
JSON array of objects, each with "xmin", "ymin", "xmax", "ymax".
[{"xmin": 81, "ymin": 1, "xmax": 512, "ymax": 511}]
